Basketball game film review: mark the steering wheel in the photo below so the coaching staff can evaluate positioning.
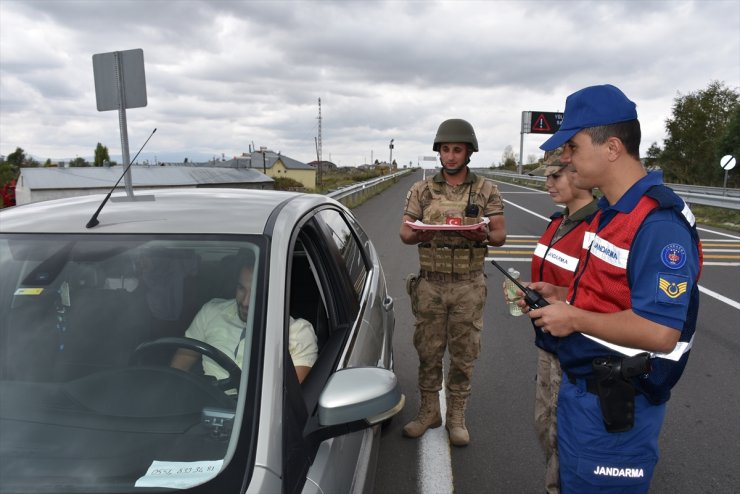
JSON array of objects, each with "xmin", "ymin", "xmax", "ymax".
[{"xmin": 132, "ymin": 336, "xmax": 242, "ymax": 392}]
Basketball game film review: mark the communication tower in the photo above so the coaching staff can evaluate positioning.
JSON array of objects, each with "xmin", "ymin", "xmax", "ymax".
[{"xmin": 316, "ymin": 98, "xmax": 323, "ymax": 187}]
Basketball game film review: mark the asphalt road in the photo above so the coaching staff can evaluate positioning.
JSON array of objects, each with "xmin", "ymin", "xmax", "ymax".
[{"xmin": 351, "ymin": 169, "xmax": 740, "ymax": 494}]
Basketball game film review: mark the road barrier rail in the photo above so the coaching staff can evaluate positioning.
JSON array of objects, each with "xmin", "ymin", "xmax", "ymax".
[
  {"xmin": 327, "ymin": 169, "xmax": 413, "ymax": 208},
  {"xmin": 475, "ymin": 169, "xmax": 740, "ymax": 210}
]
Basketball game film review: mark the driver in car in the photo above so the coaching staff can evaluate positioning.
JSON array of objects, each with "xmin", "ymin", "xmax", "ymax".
[{"xmin": 171, "ymin": 263, "xmax": 318, "ymax": 383}]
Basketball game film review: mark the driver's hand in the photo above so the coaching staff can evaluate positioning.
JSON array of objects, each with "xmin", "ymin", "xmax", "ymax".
[{"xmin": 170, "ymin": 348, "xmax": 200, "ymax": 371}]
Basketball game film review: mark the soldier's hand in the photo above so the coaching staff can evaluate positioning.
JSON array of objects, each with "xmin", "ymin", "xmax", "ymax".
[
  {"xmin": 460, "ymin": 224, "xmax": 488, "ymax": 243},
  {"xmin": 415, "ymin": 229, "xmax": 435, "ymax": 243}
]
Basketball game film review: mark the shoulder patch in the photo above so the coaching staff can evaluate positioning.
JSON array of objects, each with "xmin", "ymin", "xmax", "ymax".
[
  {"xmin": 656, "ymin": 273, "xmax": 689, "ymax": 304},
  {"xmin": 661, "ymin": 243, "xmax": 687, "ymax": 269}
]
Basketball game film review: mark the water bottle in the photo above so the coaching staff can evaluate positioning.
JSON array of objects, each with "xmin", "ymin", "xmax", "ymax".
[{"xmin": 504, "ymin": 267, "xmax": 524, "ymax": 316}]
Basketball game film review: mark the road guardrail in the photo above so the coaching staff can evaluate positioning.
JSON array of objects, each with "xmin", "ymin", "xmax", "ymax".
[
  {"xmin": 475, "ymin": 169, "xmax": 740, "ymax": 210},
  {"xmin": 326, "ymin": 169, "xmax": 413, "ymax": 208}
]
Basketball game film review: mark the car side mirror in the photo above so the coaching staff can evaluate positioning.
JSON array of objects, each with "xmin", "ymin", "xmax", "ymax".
[{"xmin": 304, "ymin": 367, "xmax": 404, "ymax": 444}]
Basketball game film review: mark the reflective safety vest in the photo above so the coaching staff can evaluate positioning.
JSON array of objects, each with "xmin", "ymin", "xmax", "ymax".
[
  {"xmin": 418, "ymin": 176, "xmax": 487, "ymax": 274},
  {"xmin": 531, "ymin": 213, "xmax": 592, "ymax": 352},
  {"xmin": 531, "ymin": 214, "xmax": 591, "ymax": 287},
  {"xmin": 561, "ymin": 186, "xmax": 703, "ymax": 404}
]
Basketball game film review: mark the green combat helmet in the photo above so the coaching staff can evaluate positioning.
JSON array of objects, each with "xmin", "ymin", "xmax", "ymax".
[{"xmin": 433, "ymin": 119, "xmax": 479, "ymax": 152}]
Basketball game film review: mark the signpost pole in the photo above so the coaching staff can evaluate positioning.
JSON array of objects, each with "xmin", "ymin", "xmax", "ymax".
[
  {"xmin": 724, "ymin": 170, "xmax": 729, "ymax": 195},
  {"xmin": 93, "ymin": 48, "xmax": 148, "ymax": 200},
  {"xmin": 518, "ymin": 133, "xmax": 524, "ymax": 175},
  {"xmin": 114, "ymin": 52, "xmax": 133, "ymax": 198},
  {"xmin": 519, "ymin": 111, "xmax": 529, "ymax": 175},
  {"xmin": 720, "ymin": 155, "xmax": 736, "ymax": 196}
]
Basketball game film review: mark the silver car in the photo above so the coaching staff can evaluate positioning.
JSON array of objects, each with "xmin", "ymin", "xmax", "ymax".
[{"xmin": 0, "ymin": 188, "xmax": 401, "ymax": 493}]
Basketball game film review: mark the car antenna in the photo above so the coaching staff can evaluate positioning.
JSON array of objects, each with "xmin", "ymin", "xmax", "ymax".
[{"xmin": 86, "ymin": 128, "xmax": 157, "ymax": 229}]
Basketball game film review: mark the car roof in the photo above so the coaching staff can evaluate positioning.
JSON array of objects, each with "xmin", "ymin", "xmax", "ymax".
[{"xmin": 0, "ymin": 188, "xmax": 338, "ymax": 235}]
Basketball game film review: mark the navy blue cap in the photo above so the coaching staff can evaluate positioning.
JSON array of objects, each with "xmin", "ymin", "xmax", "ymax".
[{"xmin": 540, "ymin": 84, "xmax": 638, "ymax": 151}]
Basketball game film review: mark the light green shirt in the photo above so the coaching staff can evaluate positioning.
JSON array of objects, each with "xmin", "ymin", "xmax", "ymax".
[{"xmin": 185, "ymin": 298, "xmax": 318, "ymax": 380}]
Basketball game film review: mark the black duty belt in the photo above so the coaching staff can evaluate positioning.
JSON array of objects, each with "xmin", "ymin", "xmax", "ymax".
[{"xmin": 419, "ymin": 270, "xmax": 483, "ymax": 282}]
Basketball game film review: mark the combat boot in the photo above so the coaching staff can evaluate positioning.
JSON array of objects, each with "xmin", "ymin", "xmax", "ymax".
[
  {"xmin": 446, "ymin": 395, "xmax": 470, "ymax": 447},
  {"xmin": 402, "ymin": 391, "xmax": 442, "ymax": 438}
]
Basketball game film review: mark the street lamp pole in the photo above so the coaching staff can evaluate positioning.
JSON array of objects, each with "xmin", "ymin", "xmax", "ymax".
[{"xmin": 389, "ymin": 139, "xmax": 394, "ymax": 168}]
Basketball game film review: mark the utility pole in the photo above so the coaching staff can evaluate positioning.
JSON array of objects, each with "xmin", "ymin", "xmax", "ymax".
[{"xmin": 316, "ymin": 97, "xmax": 322, "ymax": 188}]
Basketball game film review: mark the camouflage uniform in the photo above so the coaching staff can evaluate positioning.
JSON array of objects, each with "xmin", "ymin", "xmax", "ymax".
[{"xmin": 405, "ymin": 171, "xmax": 504, "ymax": 399}]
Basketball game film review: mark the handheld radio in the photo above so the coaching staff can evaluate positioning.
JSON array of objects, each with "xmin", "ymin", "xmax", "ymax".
[{"xmin": 489, "ymin": 259, "xmax": 550, "ymax": 310}]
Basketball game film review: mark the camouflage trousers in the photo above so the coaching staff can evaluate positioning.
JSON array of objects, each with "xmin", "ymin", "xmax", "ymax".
[
  {"xmin": 408, "ymin": 273, "xmax": 486, "ymax": 399},
  {"xmin": 534, "ymin": 347, "xmax": 562, "ymax": 494}
]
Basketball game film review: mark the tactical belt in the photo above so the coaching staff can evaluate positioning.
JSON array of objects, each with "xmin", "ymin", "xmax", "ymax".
[
  {"xmin": 418, "ymin": 245, "xmax": 487, "ymax": 274},
  {"xmin": 419, "ymin": 269, "xmax": 483, "ymax": 282}
]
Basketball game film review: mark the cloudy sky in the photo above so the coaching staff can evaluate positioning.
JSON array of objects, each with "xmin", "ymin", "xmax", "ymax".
[{"xmin": 1, "ymin": 0, "xmax": 738, "ymax": 168}]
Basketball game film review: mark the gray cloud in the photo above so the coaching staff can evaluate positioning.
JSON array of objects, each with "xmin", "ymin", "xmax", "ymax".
[{"xmin": 1, "ymin": 0, "xmax": 738, "ymax": 167}]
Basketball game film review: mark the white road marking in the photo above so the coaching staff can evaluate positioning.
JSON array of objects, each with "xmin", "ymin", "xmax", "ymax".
[
  {"xmin": 418, "ymin": 387, "xmax": 454, "ymax": 494},
  {"xmin": 488, "ymin": 257, "xmax": 533, "ymax": 263},
  {"xmin": 699, "ymin": 285, "xmax": 740, "ymax": 310},
  {"xmin": 696, "ymin": 227, "xmax": 740, "ymax": 240},
  {"xmin": 502, "ymin": 199, "xmax": 550, "ymax": 222}
]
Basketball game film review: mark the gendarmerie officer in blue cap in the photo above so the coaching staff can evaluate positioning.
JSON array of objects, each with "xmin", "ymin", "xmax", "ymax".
[{"xmin": 522, "ymin": 84, "xmax": 703, "ymax": 493}]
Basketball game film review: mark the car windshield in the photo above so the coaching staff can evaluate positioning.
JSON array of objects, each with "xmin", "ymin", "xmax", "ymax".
[{"xmin": 0, "ymin": 233, "xmax": 263, "ymax": 492}]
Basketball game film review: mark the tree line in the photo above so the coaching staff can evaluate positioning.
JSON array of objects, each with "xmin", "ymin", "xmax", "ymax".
[{"xmin": 647, "ymin": 81, "xmax": 738, "ymax": 188}]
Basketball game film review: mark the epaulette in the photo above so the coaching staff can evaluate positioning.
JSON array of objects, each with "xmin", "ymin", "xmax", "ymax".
[
  {"xmin": 645, "ymin": 185, "xmax": 683, "ymax": 210},
  {"xmin": 645, "ymin": 184, "xmax": 698, "ymax": 229}
]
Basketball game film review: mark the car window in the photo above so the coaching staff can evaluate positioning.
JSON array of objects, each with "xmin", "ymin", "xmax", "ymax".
[
  {"xmin": 0, "ymin": 234, "xmax": 264, "ymax": 492},
  {"xmin": 315, "ymin": 209, "xmax": 369, "ymax": 301}
]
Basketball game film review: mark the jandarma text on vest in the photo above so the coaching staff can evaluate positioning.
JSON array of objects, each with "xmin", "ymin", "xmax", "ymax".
[{"xmin": 593, "ymin": 466, "xmax": 645, "ymax": 478}]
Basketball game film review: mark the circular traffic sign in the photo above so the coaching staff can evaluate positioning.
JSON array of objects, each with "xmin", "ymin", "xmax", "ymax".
[{"xmin": 720, "ymin": 155, "xmax": 736, "ymax": 171}]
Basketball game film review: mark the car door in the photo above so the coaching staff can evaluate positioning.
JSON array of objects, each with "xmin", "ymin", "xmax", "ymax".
[{"xmin": 281, "ymin": 206, "xmax": 380, "ymax": 494}]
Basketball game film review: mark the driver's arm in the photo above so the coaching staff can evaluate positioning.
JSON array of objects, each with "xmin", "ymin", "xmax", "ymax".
[
  {"xmin": 295, "ymin": 365, "xmax": 311, "ymax": 384},
  {"xmin": 171, "ymin": 348, "xmax": 200, "ymax": 371},
  {"xmin": 289, "ymin": 317, "xmax": 318, "ymax": 384},
  {"xmin": 172, "ymin": 300, "xmax": 211, "ymax": 371}
]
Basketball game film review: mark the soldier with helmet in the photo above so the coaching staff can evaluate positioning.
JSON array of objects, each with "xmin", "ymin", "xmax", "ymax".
[{"xmin": 400, "ymin": 118, "xmax": 506, "ymax": 446}]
